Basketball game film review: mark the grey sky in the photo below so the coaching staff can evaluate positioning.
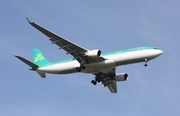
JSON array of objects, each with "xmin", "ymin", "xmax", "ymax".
[{"xmin": 0, "ymin": 0, "xmax": 180, "ymax": 116}]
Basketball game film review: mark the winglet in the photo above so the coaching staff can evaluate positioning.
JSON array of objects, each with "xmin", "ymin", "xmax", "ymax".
[{"xmin": 26, "ymin": 18, "xmax": 33, "ymax": 23}]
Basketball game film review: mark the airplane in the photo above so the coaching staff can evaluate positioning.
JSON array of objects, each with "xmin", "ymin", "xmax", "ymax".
[{"xmin": 15, "ymin": 18, "xmax": 163, "ymax": 93}]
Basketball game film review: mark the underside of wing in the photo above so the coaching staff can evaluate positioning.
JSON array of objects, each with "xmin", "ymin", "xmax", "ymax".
[
  {"xmin": 94, "ymin": 68, "xmax": 118, "ymax": 93},
  {"xmin": 93, "ymin": 68, "xmax": 128, "ymax": 93},
  {"xmin": 107, "ymin": 80, "xmax": 117, "ymax": 93}
]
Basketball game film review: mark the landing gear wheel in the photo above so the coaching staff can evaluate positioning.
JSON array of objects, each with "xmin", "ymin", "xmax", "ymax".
[
  {"xmin": 80, "ymin": 65, "xmax": 86, "ymax": 70},
  {"xmin": 144, "ymin": 63, "xmax": 147, "ymax": 67},
  {"xmin": 91, "ymin": 80, "xmax": 97, "ymax": 85},
  {"xmin": 76, "ymin": 67, "xmax": 81, "ymax": 72},
  {"xmin": 144, "ymin": 59, "xmax": 148, "ymax": 67},
  {"xmin": 95, "ymin": 78, "xmax": 101, "ymax": 83}
]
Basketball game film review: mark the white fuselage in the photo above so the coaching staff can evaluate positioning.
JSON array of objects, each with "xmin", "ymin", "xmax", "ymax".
[{"xmin": 37, "ymin": 49, "xmax": 163, "ymax": 74}]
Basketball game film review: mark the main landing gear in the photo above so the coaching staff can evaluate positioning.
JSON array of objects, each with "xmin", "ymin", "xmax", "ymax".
[
  {"xmin": 76, "ymin": 59, "xmax": 88, "ymax": 72},
  {"xmin": 76, "ymin": 64, "xmax": 86, "ymax": 72},
  {"xmin": 91, "ymin": 78, "xmax": 102, "ymax": 85},
  {"xmin": 91, "ymin": 80, "xmax": 97, "ymax": 85},
  {"xmin": 144, "ymin": 59, "xmax": 148, "ymax": 67},
  {"xmin": 91, "ymin": 74, "xmax": 103, "ymax": 85}
]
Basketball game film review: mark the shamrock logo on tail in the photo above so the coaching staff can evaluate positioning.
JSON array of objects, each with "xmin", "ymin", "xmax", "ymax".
[{"xmin": 34, "ymin": 54, "xmax": 44, "ymax": 62}]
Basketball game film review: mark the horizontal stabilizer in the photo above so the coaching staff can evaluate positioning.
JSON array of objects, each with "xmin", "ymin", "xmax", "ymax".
[
  {"xmin": 15, "ymin": 55, "xmax": 46, "ymax": 78},
  {"xmin": 15, "ymin": 55, "xmax": 39, "ymax": 69},
  {"xmin": 37, "ymin": 71, "xmax": 46, "ymax": 78}
]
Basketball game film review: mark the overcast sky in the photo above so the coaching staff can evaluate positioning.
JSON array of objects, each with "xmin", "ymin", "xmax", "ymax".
[{"xmin": 0, "ymin": 0, "xmax": 180, "ymax": 116}]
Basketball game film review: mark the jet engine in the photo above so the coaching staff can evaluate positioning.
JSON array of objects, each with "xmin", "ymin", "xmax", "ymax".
[
  {"xmin": 115, "ymin": 73, "xmax": 128, "ymax": 81},
  {"xmin": 85, "ymin": 49, "xmax": 102, "ymax": 57}
]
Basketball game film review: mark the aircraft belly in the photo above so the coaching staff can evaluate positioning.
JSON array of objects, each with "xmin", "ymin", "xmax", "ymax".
[
  {"xmin": 82, "ymin": 59, "xmax": 116, "ymax": 73},
  {"xmin": 37, "ymin": 62, "xmax": 78, "ymax": 74}
]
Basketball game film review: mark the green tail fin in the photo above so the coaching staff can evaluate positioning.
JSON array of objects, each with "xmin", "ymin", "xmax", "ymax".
[{"xmin": 32, "ymin": 49, "xmax": 50, "ymax": 66}]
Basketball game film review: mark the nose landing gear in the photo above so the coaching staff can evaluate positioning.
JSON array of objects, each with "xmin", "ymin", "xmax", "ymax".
[{"xmin": 144, "ymin": 59, "xmax": 148, "ymax": 67}]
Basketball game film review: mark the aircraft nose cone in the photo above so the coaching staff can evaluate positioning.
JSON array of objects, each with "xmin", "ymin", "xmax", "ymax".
[
  {"xmin": 155, "ymin": 49, "xmax": 163, "ymax": 57},
  {"xmin": 158, "ymin": 50, "xmax": 163, "ymax": 55}
]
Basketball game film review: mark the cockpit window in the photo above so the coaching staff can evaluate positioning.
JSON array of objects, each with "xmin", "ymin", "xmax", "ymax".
[{"xmin": 154, "ymin": 48, "xmax": 159, "ymax": 49}]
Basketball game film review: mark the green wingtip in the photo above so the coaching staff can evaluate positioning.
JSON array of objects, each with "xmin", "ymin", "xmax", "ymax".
[{"xmin": 26, "ymin": 18, "xmax": 33, "ymax": 23}]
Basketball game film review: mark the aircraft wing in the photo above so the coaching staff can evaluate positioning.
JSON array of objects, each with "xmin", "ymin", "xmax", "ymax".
[
  {"xmin": 95, "ymin": 68, "xmax": 118, "ymax": 93},
  {"xmin": 26, "ymin": 18, "xmax": 105, "ymax": 63}
]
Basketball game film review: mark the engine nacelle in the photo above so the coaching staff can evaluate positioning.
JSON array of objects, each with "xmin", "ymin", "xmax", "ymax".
[
  {"xmin": 85, "ymin": 49, "xmax": 102, "ymax": 57},
  {"xmin": 115, "ymin": 73, "xmax": 128, "ymax": 81}
]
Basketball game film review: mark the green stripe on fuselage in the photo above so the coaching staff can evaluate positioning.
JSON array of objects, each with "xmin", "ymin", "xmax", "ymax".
[
  {"xmin": 35, "ymin": 59, "xmax": 76, "ymax": 68},
  {"xmin": 36, "ymin": 46, "xmax": 156, "ymax": 68},
  {"xmin": 102, "ymin": 46, "xmax": 155, "ymax": 56}
]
